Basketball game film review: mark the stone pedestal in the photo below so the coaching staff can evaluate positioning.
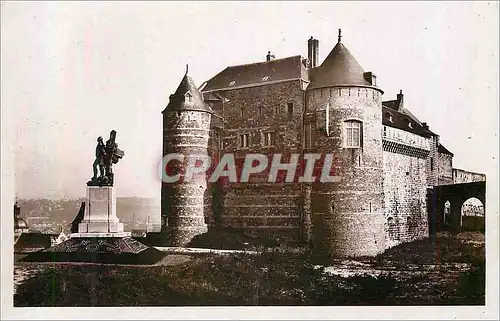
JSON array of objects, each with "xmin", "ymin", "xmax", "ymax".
[
  {"xmin": 71, "ymin": 186, "xmax": 130, "ymax": 238},
  {"xmin": 22, "ymin": 185, "xmax": 166, "ymax": 265}
]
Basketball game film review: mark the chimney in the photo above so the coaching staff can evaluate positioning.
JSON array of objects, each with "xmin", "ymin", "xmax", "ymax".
[
  {"xmin": 422, "ymin": 122, "xmax": 429, "ymax": 129},
  {"xmin": 266, "ymin": 51, "xmax": 275, "ymax": 61},
  {"xmin": 307, "ymin": 37, "xmax": 319, "ymax": 68},
  {"xmin": 397, "ymin": 89, "xmax": 404, "ymax": 110},
  {"xmin": 363, "ymin": 72, "xmax": 377, "ymax": 86}
]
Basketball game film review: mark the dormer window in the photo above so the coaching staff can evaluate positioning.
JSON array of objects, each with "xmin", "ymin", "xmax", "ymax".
[
  {"xmin": 229, "ymin": 81, "xmax": 236, "ymax": 86},
  {"xmin": 185, "ymin": 92, "xmax": 193, "ymax": 102},
  {"xmin": 408, "ymin": 122, "xmax": 413, "ymax": 129},
  {"xmin": 261, "ymin": 76, "xmax": 269, "ymax": 81},
  {"xmin": 389, "ymin": 115, "xmax": 393, "ymax": 123}
]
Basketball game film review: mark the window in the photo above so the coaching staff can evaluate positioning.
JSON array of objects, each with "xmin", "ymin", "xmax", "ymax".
[
  {"xmin": 305, "ymin": 123, "xmax": 313, "ymax": 148},
  {"xmin": 343, "ymin": 120, "xmax": 362, "ymax": 148},
  {"xmin": 263, "ymin": 131, "xmax": 275, "ymax": 146},
  {"xmin": 185, "ymin": 92, "xmax": 192, "ymax": 102},
  {"xmin": 287, "ymin": 102, "xmax": 293, "ymax": 120},
  {"xmin": 240, "ymin": 107, "xmax": 245, "ymax": 118},
  {"xmin": 258, "ymin": 106, "xmax": 262, "ymax": 117},
  {"xmin": 383, "ymin": 126, "xmax": 387, "ymax": 137},
  {"xmin": 239, "ymin": 133, "xmax": 250, "ymax": 149},
  {"xmin": 229, "ymin": 81, "xmax": 236, "ymax": 86},
  {"xmin": 261, "ymin": 76, "xmax": 269, "ymax": 81},
  {"xmin": 430, "ymin": 158, "xmax": 434, "ymax": 171}
]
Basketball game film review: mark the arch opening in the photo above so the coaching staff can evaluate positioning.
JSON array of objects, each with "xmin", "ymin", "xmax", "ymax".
[{"xmin": 460, "ymin": 197, "xmax": 484, "ymax": 231}]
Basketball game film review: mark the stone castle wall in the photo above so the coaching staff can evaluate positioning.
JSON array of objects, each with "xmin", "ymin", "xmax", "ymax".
[
  {"xmin": 426, "ymin": 135, "xmax": 439, "ymax": 188},
  {"xmin": 307, "ymin": 86, "xmax": 386, "ymax": 258},
  {"xmin": 162, "ymin": 78, "xmax": 438, "ymax": 256},
  {"xmin": 453, "ymin": 168, "xmax": 486, "ymax": 184},
  {"xmin": 161, "ymin": 109, "xmax": 212, "ymax": 246},
  {"xmin": 206, "ymin": 80, "xmax": 305, "ymax": 240},
  {"xmin": 382, "ymin": 149, "xmax": 429, "ymax": 248},
  {"xmin": 437, "ymin": 152, "xmax": 453, "ymax": 185}
]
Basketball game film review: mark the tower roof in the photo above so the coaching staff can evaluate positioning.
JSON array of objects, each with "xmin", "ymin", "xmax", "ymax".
[
  {"xmin": 307, "ymin": 39, "xmax": 372, "ymax": 90},
  {"xmin": 162, "ymin": 70, "xmax": 213, "ymax": 114}
]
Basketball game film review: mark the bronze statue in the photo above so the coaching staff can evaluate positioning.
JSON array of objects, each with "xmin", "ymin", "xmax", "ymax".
[
  {"xmin": 92, "ymin": 136, "xmax": 106, "ymax": 180},
  {"xmin": 87, "ymin": 130, "xmax": 124, "ymax": 187}
]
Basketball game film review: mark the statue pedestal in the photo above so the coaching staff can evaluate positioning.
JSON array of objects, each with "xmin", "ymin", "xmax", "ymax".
[
  {"xmin": 21, "ymin": 184, "xmax": 166, "ymax": 265},
  {"xmin": 71, "ymin": 186, "xmax": 130, "ymax": 238}
]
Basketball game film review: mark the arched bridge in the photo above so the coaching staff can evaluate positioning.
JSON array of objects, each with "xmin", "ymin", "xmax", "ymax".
[{"xmin": 427, "ymin": 181, "xmax": 485, "ymax": 234}]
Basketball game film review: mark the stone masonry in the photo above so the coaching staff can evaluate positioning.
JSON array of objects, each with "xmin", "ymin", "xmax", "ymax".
[
  {"xmin": 161, "ymin": 31, "xmax": 485, "ymax": 258},
  {"xmin": 161, "ymin": 73, "xmax": 213, "ymax": 246}
]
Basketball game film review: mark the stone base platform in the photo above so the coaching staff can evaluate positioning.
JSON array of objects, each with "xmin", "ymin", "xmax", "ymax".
[
  {"xmin": 70, "ymin": 231, "xmax": 131, "ymax": 238},
  {"xmin": 20, "ymin": 237, "xmax": 165, "ymax": 265}
]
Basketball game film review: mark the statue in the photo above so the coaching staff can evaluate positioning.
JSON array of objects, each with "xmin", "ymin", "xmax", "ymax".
[
  {"xmin": 92, "ymin": 136, "xmax": 106, "ymax": 180},
  {"xmin": 87, "ymin": 130, "xmax": 124, "ymax": 187}
]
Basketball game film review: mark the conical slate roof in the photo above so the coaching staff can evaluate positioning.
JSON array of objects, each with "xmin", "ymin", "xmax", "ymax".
[
  {"xmin": 162, "ymin": 73, "xmax": 213, "ymax": 114},
  {"xmin": 307, "ymin": 40, "xmax": 371, "ymax": 90}
]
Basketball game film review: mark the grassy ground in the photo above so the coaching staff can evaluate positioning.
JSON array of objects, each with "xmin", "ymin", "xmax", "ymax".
[{"xmin": 14, "ymin": 232, "xmax": 485, "ymax": 306}]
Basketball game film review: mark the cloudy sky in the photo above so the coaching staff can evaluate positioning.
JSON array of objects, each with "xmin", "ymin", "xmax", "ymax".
[{"xmin": 2, "ymin": 1, "xmax": 498, "ymax": 199}]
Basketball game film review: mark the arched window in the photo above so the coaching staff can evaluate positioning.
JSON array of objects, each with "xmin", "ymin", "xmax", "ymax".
[{"xmin": 343, "ymin": 120, "xmax": 362, "ymax": 148}]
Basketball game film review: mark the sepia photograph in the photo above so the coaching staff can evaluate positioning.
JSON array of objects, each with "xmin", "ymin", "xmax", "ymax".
[{"xmin": 1, "ymin": 1, "xmax": 498, "ymax": 320}]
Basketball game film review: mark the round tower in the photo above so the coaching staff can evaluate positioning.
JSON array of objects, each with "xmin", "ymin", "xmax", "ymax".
[
  {"xmin": 161, "ymin": 69, "xmax": 213, "ymax": 246},
  {"xmin": 306, "ymin": 30, "xmax": 385, "ymax": 258}
]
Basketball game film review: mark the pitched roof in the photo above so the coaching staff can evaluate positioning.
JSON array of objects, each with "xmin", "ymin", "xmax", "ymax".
[
  {"xmin": 382, "ymin": 100, "xmax": 399, "ymax": 111},
  {"xmin": 202, "ymin": 55, "xmax": 308, "ymax": 92},
  {"xmin": 438, "ymin": 143, "xmax": 454, "ymax": 156},
  {"xmin": 202, "ymin": 91, "xmax": 227, "ymax": 101},
  {"xmin": 382, "ymin": 106, "xmax": 435, "ymax": 138},
  {"xmin": 162, "ymin": 74, "xmax": 213, "ymax": 113},
  {"xmin": 383, "ymin": 100, "xmax": 426, "ymax": 127},
  {"xmin": 307, "ymin": 41, "xmax": 372, "ymax": 90},
  {"xmin": 400, "ymin": 107, "xmax": 424, "ymax": 126}
]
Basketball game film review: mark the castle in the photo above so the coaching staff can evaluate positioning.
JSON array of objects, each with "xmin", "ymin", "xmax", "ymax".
[{"xmin": 160, "ymin": 30, "xmax": 485, "ymax": 258}]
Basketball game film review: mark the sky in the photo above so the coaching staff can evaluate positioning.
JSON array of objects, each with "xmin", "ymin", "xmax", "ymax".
[{"xmin": 1, "ymin": 1, "xmax": 498, "ymax": 200}]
